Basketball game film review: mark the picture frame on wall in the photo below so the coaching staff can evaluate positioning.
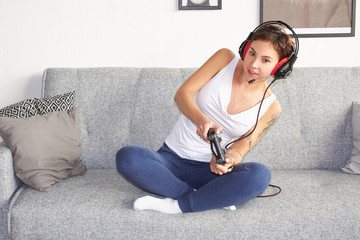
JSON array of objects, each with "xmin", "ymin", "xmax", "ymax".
[
  {"xmin": 260, "ymin": 0, "xmax": 356, "ymax": 37},
  {"xmin": 178, "ymin": 0, "xmax": 222, "ymax": 10}
]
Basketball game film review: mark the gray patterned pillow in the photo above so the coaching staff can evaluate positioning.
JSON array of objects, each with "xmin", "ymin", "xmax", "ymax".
[
  {"xmin": 0, "ymin": 91, "xmax": 75, "ymax": 118},
  {"xmin": 0, "ymin": 99, "xmax": 37, "ymax": 118},
  {"xmin": 35, "ymin": 91, "xmax": 75, "ymax": 114}
]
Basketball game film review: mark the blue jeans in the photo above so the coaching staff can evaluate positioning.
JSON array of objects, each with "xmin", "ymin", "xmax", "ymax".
[{"xmin": 116, "ymin": 143, "xmax": 271, "ymax": 213}]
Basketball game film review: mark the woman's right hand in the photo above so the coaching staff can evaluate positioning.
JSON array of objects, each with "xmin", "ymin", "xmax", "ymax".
[
  {"xmin": 210, "ymin": 155, "xmax": 234, "ymax": 175},
  {"xmin": 196, "ymin": 117, "xmax": 222, "ymax": 143}
]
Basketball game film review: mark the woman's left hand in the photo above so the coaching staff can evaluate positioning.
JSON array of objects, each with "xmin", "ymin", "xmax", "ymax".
[{"xmin": 210, "ymin": 156, "xmax": 234, "ymax": 175}]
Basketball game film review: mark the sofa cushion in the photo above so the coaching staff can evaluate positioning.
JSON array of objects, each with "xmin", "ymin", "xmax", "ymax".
[
  {"xmin": 41, "ymin": 67, "xmax": 360, "ymax": 170},
  {"xmin": 42, "ymin": 68, "xmax": 144, "ymax": 169},
  {"xmin": 342, "ymin": 101, "xmax": 360, "ymax": 174},
  {"xmin": 8, "ymin": 169, "xmax": 360, "ymax": 239},
  {"xmin": 0, "ymin": 109, "xmax": 86, "ymax": 192},
  {"xmin": 128, "ymin": 68, "xmax": 185, "ymax": 149}
]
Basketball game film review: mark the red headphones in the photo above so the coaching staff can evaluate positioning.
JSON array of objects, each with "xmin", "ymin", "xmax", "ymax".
[{"xmin": 239, "ymin": 21, "xmax": 299, "ymax": 80}]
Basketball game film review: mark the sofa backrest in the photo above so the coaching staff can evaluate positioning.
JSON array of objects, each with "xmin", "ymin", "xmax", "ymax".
[{"xmin": 42, "ymin": 67, "xmax": 360, "ymax": 170}]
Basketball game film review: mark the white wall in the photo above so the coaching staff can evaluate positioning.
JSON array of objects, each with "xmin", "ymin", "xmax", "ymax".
[{"xmin": 0, "ymin": 0, "xmax": 359, "ymax": 108}]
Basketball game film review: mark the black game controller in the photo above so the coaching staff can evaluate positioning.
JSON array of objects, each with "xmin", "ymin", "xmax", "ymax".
[{"xmin": 207, "ymin": 129, "xmax": 226, "ymax": 164}]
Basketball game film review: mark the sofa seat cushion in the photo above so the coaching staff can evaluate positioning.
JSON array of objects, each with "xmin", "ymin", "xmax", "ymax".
[{"xmin": 8, "ymin": 169, "xmax": 360, "ymax": 240}]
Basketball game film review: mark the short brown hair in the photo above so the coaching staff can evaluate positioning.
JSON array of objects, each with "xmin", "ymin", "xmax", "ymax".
[{"xmin": 251, "ymin": 24, "xmax": 294, "ymax": 60}]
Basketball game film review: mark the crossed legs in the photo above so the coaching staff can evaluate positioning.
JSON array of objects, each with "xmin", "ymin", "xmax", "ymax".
[{"xmin": 116, "ymin": 144, "xmax": 271, "ymax": 213}]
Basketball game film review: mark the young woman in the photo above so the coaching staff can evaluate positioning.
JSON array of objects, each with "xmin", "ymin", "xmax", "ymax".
[{"xmin": 116, "ymin": 22, "xmax": 297, "ymax": 213}]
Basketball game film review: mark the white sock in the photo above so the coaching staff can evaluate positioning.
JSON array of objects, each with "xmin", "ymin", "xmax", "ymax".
[
  {"xmin": 133, "ymin": 196, "xmax": 182, "ymax": 214},
  {"xmin": 223, "ymin": 205, "xmax": 237, "ymax": 211}
]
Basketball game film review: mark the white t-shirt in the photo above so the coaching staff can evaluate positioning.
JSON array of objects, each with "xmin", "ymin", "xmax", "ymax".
[{"xmin": 165, "ymin": 56, "xmax": 276, "ymax": 162}]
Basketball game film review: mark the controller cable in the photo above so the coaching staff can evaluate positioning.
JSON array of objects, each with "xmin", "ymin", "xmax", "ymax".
[{"xmin": 224, "ymin": 78, "xmax": 282, "ymax": 198}]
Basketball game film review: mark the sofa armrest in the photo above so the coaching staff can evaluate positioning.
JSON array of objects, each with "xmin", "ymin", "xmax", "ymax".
[{"xmin": 0, "ymin": 141, "xmax": 22, "ymax": 240}]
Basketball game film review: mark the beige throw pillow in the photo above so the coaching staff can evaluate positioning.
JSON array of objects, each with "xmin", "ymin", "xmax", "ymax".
[
  {"xmin": 342, "ymin": 101, "xmax": 360, "ymax": 174},
  {"xmin": 0, "ymin": 108, "xmax": 86, "ymax": 191}
]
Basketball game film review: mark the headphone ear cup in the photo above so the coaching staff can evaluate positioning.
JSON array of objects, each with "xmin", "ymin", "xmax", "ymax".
[
  {"xmin": 239, "ymin": 31, "xmax": 254, "ymax": 60},
  {"xmin": 239, "ymin": 41, "xmax": 251, "ymax": 60},
  {"xmin": 271, "ymin": 57, "xmax": 289, "ymax": 78},
  {"xmin": 238, "ymin": 40, "xmax": 246, "ymax": 60}
]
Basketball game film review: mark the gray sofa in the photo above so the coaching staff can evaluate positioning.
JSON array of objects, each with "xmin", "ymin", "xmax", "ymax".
[{"xmin": 1, "ymin": 66, "xmax": 360, "ymax": 240}]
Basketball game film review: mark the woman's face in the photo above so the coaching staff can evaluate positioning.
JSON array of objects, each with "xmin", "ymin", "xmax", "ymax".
[{"xmin": 243, "ymin": 40, "xmax": 280, "ymax": 81}]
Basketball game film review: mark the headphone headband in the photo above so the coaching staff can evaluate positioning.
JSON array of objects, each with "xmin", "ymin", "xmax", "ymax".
[{"xmin": 239, "ymin": 20, "xmax": 299, "ymax": 80}]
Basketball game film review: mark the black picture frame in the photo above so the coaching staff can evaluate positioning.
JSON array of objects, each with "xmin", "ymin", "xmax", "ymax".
[
  {"xmin": 178, "ymin": 0, "xmax": 222, "ymax": 10},
  {"xmin": 260, "ymin": 0, "xmax": 356, "ymax": 38}
]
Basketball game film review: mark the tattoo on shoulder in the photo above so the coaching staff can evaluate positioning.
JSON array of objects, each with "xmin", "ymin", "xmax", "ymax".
[{"xmin": 257, "ymin": 111, "xmax": 281, "ymax": 141}]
